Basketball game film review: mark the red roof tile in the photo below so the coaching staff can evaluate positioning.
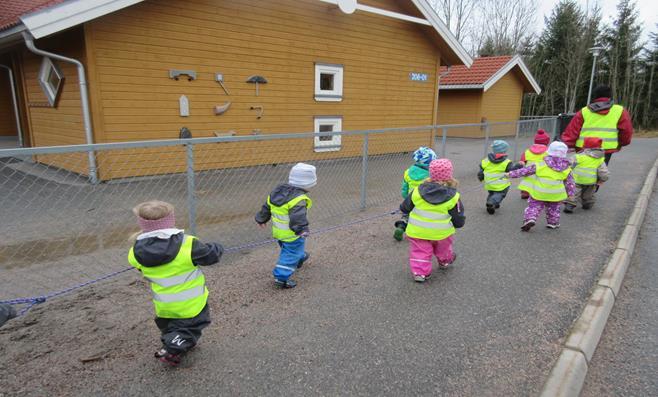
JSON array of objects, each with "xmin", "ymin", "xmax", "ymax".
[
  {"xmin": 0, "ymin": 0, "xmax": 66, "ymax": 31},
  {"xmin": 440, "ymin": 56, "xmax": 513, "ymax": 86}
]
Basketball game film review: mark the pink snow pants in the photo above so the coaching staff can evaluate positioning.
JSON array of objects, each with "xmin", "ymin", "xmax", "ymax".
[{"xmin": 408, "ymin": 236, "xmax": 454, "ymax": 276}]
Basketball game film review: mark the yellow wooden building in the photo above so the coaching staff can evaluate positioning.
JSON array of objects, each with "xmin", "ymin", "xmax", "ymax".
[
  {"xmin": 0, "ymin": 0, "xmax": 473, "ymax": 179},
  {"xmin": 437, "ymin": 55, "xmax": 541, "ymax": 137}
]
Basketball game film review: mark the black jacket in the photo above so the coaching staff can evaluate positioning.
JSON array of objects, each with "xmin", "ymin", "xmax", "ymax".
[
  {"xmin": 255, "ymin": 184, "xmax": 310, "ymax": 235},
  {"xmin": 132, "ymin": 232, "xmax": 223, "ymax": 268},
  {"xmin": 400, "ymin": 182, "xmax": 465, "ymax": 228},
  {"xmin": 477, "ymin": 153, "xmax": 521, "ymax": 181}
]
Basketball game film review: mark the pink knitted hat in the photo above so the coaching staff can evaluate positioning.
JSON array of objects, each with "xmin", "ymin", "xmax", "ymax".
[
  {"xmin": 133, "ymin": 201, "xmax": 176, "ymax": 232},
  {"xmin": 429, "ymin": 159, "xmax": 453, "ymax": 181}
]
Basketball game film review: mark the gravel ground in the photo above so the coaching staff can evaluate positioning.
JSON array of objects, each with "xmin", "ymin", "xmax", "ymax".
[
  {"xmin": 582, "ymin": 184, "xmax": 658, "ymax": 397},
  {"xmin": 0, "ymin": 139, "xmax": 656, "ymax": 396}
]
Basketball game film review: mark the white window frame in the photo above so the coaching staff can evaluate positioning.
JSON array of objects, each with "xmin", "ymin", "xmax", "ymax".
[
  {"xmin": 38, "ymin": 57, "xmax": 64, "ymax": 107},
  {"xmin": 314, "ymin": 63, "xmax": 343, "ymax": 102},
  {"xmin": 314, "ymin": 116, "xmax": 342, "ymax": 152}
]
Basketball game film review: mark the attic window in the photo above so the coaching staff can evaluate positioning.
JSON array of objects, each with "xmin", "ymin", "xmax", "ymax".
[
  {"xmin": 315, "ymin": 63, "xmax": 343, "ymax": 102},
  {"xmin": 314, "ymin": 116, "xmax": 342, "ymax": 152},
  {"xmin": 38, "ymin": 57, "xmax": 64, "ymax": 107}
]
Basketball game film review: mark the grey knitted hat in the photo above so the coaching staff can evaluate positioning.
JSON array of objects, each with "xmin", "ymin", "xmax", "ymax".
[{"xmin": 289, "ymin": 163, "xmax": 317, "ymax": 189}]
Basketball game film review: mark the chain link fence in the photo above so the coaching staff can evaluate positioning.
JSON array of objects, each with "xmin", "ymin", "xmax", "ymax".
[{"xmin": 0, "ymin": 118, "xmax": 557, "ymax": 300}]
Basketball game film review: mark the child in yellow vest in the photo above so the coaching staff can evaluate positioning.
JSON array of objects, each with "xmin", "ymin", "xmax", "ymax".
[
  {"xmin": 507, "ymin": 142, "xmax": 576, "ymax": 231},
  {"xmin": 255, "ymin": 163, "xmax": 316, "ymax": 289},
  {"xmin": 518, "ymin": 129, "xmax": 550, "ymax": 199},
  {"xmin": 478, "ymin": 140, "xmax": 520, "ymax": 214},
  {"xmin": 564, "ymin": 137, "xmax": 609, "ymax": 212},
  {"xmin": 394, "ymin": 147, "xmax": 437, "ymax": 241},
  {"xmin": 129, "ymin": 200, "xmax": 223, "ymax": 366},
  {"xmin": 400, "ymin": 159, "xmax": 465, "ymax": 282}
]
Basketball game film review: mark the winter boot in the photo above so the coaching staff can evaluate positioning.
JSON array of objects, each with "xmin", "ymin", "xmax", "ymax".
[
  {"xmin": 563, "ymin": 204, "xmax": 575, "ymax": 213},
  {"xmin": 582, "ymin": 203, "xmax": 593, "ymax": 210},
  {"xmin": 438, "ymin": 253, "xmax": 457, "ymax": 269},
  {"xmin": 521, "ymin": 220, "xmax": 535, "ymax": 232},
  {"xmin": 297, "ymin": 253, "xmax": 310, "ymax": 269},
  {"xmin": 155, "ymin": 348, "xmax": 181, "ymax": 366},
  {"xmin": 486, "ymin": 204, "xmax": 495, "ymax": 214},
  {"xmin": 546, "ymin": 223, "xmax": 560, "ymax": 229},
  {"xmin": 274, "ymin": 278, "xmax": 297, "ymax": 289},
  {"xmin": 413, "ymin": 274, "xmax": 429, "ymax": 283}
]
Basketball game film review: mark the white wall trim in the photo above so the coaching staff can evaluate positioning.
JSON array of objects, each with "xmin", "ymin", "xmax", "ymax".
[
  {"xmin": 20, "ymin": 0, "xmax": 145, "ymax": 39},
  {"xmin": 481, "ymin": 55, "xmax": 542, "ymax": 94},
  {"xmin": 439, "ymin": 84, "xmax": 484, "ymax": 90}
]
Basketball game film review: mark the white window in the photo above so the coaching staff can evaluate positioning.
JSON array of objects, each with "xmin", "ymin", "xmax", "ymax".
[
  {"xmin": 38, "ymin": 57, "xmax": 64, "ymax": 107},
  {"xmin": 314, "ymin": 116, "xmax": 342, "ymax": 152},
  {"xmin": 315, "ymin": 63, "xmax": 343, "ymax": 102}
]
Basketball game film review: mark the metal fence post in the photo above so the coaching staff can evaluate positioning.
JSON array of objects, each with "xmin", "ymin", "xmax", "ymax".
[
  {"xmin": 483, "ymin": 122, "xmax": 490, "ymax": 157},
  {"xmin": 552, "ymin": 116, "xmax": 559, "ymax": 141},
  {"xmin": 441, "ymin": 126, "xmax": 448, "ymax": 158},
  {"xmin": 185, "ymin": 143, "xmax": 197, "ymax": 235},
  {"xmin": 513, "ymin": 120, "xmax": 521, "ymax": 161},
  {"xmin": 360, "ymin": 133, "xmax": 369, "ymax": 210}
]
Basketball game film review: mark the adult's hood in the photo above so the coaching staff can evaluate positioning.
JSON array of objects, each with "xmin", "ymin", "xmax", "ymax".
[
  {"xmin": 588, "ymin": 98, "xmax": 613, "ymax": 114},
  {"xmin": 269, "ymin": 184, "xmax": 307, "ymax": 206},
  {"xmin": 544, "ymin": 156, "xmax": 571, "ymax": 172},
  {"xmin": 133, "ymin": 232, "xmax": 184, "ymax": 267},
  {"xmin": 417, "ymin": 182, "xmax": 458, "ymax": 205}
]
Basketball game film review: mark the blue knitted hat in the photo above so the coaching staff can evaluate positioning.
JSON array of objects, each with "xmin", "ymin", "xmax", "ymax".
[
  {"xmin": 412, "ymin": 147, "xmax": 437, "ymax": 166},
  {"xmin": 491, "ymin": 140, "xmax": 509, "ymax": 154}
]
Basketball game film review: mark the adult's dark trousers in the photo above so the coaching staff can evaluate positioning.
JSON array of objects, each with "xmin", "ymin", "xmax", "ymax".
[
  {"xmin": 154, "ymin": 304, "xmax": 211, "ymax": 354},
  {"xmin": 604, "ymin": 152, "xmax": 613, "ymax": 165},
  {"xmin": 486, "ymin": 187, "xmax": 509, "ymax": 206}
]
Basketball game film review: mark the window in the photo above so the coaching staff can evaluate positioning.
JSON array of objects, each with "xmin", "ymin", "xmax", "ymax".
[
  {"xmin": 38, "ymin": 57, "xmax": 64, "ymax": 107},
  {"xmin": 314, "ymin": 116, "xmax": 342, "ymax": 152},
  {"xmin": 315, "ymin": 63, "xmax": 343, "ymax": 101}
]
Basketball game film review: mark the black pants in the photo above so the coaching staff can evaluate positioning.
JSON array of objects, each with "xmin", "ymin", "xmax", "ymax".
[
  {"xmin": 604, "ymin": 152, "xmax": 613, "ymax": 165},
  {"xmin": 154, "ymin": 304, "xmax": 211, "ymax": 354},
  {"xmin": 486, "ymin": 187, "xmax": 509, "ymax": 206}
]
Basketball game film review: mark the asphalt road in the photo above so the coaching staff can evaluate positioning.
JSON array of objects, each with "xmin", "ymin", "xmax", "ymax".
[
  {"xmin": 582, "ymin": 184, "xmax": 658, "ymax": 397},
  {"xmin": 1, "ymin": 139, "xmax": 656, "ymax": 396}
]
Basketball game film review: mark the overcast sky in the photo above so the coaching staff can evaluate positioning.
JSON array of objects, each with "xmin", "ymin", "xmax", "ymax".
[{"xmin": 537, "ymin": 0, "xmax": 658, "ymax": 43}]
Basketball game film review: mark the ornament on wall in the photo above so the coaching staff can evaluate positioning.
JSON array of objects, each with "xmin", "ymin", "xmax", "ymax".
[
  {"xmin": 179, "ymin": 127, "xmax": 192, "ymax": 139},
  {"xmin": 179, "ymin": 95, "xmax": 190, "ymax": 117},
  {"xmin": 169, "ymin": 69, "xmax": 197, "ymax": 81},
  {"xmin": 250, "ymin": 105, "xmax": 264, "ymax": 119},
  {"xmin": 214, "ymin": 102, "xmax": 231, "ymax": 115},
  {"xmin": 246, "ymin": 75, "xmax": 267, "ymax": 96},
  {"xmin": 215, "ymin": 73, "xmax": 230, "ymax": 95}
]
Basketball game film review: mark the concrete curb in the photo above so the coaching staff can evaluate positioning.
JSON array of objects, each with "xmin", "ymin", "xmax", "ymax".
[{"xmin": 540, "ymin": 156, "xmax": 658, "ymax": 397}]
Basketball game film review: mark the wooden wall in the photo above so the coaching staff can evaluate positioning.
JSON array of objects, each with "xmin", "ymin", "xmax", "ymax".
[
  {"xmin": 19, "ymin": 28, "xmax": 89, "ymax": 174},
  {"xmin": 436, "ymin": 89, "xmax": 483, "ymax": 137},
  {"xmin": 84, "ymin": 0, "xmax": 441, "ymax": 179},
  {"xmin": 0, "ymin": 69, "xmax": 17, "ymax": 137}
]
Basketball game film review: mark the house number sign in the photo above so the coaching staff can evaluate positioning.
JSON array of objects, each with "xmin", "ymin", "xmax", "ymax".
[{"xmin": 409, "ymin": 72, "xmax": 428, "ymax": 82}]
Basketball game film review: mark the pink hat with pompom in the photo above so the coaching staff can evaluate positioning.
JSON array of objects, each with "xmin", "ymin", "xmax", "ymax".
[{"xmin": 429, "ymin": 159, "xmax": 453, "ymax": 182}]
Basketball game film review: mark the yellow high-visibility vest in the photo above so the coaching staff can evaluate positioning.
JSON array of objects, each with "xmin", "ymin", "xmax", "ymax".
[
  {"xmin": 573, "ymin": 154, "xmax": 604, "ymax": 185},
  {"xmin": 577, "ymin": 105, "xmax": 623, "ymax": 150},
  {"xmin": 518, "ymin": 162, "xmax": 570, "ymax": 202},
  {"xmin": 268, "ymin": 194, "xmax": 312, "ymax": 242},
  {"xmin": 481, "ymin": 158, "xmax": 511, "ymax": 192},
  {"xmin": 405, "ymin": 187, "xmax": 459, "ymax": 241},
  {"xmin": 519, "ymin": 150, "xmax": 547, "ymax": 193}
]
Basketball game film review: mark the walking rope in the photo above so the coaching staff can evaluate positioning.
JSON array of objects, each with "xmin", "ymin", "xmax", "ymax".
[{"xmin": 1, "ymin": 182, "xmax": 488, "ymax": 316}]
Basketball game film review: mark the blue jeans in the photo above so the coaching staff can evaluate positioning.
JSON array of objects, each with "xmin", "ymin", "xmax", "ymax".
[{"xmin": 272, "ymin": 238, "xmax": 306, "ymax": 281}]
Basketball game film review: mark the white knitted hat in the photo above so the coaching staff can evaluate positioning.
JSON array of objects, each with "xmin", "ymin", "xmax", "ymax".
[
  {"xmin": 289, "ymin": 163, "xmax": 317, "ymax": 189},
  {"xmin": 547, "ymin": 141, "xmax": 568, "ymax": 158}
]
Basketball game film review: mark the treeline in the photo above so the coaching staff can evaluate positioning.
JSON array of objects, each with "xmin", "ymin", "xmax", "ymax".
[{"xmin": 432, "ymin": 0, "xmax": 657, "ymax": 129}]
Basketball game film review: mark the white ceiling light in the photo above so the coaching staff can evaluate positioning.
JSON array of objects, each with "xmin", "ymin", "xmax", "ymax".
[{"xmin": 337, "ymin": 0, "xmax": 357, "ymax": 14}]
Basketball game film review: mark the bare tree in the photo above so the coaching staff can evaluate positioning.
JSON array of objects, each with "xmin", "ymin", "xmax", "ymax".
[
  {"xmin": 473, "ymin": 0, "xmax": 538, "ymax": 56},
  {"xmin": 429, "ymin": 0, "xmax": 476, "ymax": 41}
]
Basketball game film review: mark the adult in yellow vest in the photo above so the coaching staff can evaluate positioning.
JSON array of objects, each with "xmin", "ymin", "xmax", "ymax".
[
  {"xmin": 129, "ymin": 200, "xmax": 223, "ymax": 366},
  {"xmin": 561, "ymin": 85, "xmax": 634, "ymax": 165},
  {"xmin": 507, "ymin": 142, "xmax": 576, "ymax": 231},
  {"xmin": 478, "ymin": 140, "xmax": 521, "ymax": 214},
  {"xmin": 400, "ymin": 159, "xmax": 465, "ymax": 283},
  {"xmin": 256, "ymin": 163, "xmax": 317, "ymax": 289},
  {"xmin": 518, "ymin": 129, "xmax": 550, "ymax": 199},
  {"xmin": 564, "ymin": 137, "xmax": 609, "ymax": 213}
]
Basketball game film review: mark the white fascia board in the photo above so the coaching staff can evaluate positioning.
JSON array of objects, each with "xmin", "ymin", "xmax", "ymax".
[
  {"xmin": 410, "ymin": 0, "xmax": 473, "ymax": 67},
  {"xmin": 318, "ymin": 0, "xmax": 473, "ymax": 67},
  {"xmin": 482, "ymin": 55, "xmax": 542, "ymax": 94},
  {"xmin": 0, "ymin": 24, "xmax": 27, "ymax": 48},
  {"xmin": 20, "ymin": 0, "xmax": 144, "ymax": 39},
  {"xmin": 439, "ymin": 84, "xmax": 483, "ymax": 90}
]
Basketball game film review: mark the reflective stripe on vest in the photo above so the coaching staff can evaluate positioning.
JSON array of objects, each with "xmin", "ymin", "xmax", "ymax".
[
  {"xmin": 573, "ymin": 153, "xmax": 604, "ymax": 185},
  {"xmin": 576, "ymin": 105, "xmax": 624, "ymax": 150},
  {"xmin": 268, "ymin": 193, "xmax": 313, "ymax": 242},
  {"xmin": 519, "ymin": 162, "xmax": 570, "ymax": 202},
  {"xmin": 481, "ymin": 158, "xmax": 511, "ymax": 192},
  {"xmin": 405, "ymin": 187, "xmax": 459, "ymax": 241},
  {"xmin": 128, "ymin": 235, "xmax": 208, "ymax": 319},
  {"xmin": 404, "ymin": 168, "xmax": 425, "ymax": 194},
  {"xmin": 519, "ymin": 150, "xmax": 547, "ymax": 193}
]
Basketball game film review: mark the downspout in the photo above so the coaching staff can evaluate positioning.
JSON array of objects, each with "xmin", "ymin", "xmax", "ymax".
[
  {"xmin": 22, "ymin": 32, "xmax": 98, "ymax": 184},
  {"xmin": 0, "ymin": 64, "xmax": 24, "ymax": 147}
]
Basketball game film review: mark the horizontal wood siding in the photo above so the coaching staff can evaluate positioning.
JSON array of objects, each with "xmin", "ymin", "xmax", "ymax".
[
  {"xmin": 437, "ymin": 90, "xmax": 484, "ymax": 137},
  {"xmin": 87, "ymin": 0, "xmax": 440, "ymax": 179},
  {"xmin": 20, "ymin": 28, "xmax": 89, "ymax": 174},
  {"xmin": 481, "ymin": 71, "xmax": 524, "ymax": 124},
  {"xmin": 0, "ymin": 70, "xmax": 17, "ymax": 137}
]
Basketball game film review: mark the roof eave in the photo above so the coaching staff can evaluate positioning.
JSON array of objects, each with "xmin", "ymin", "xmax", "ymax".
[
  {"xmin": 439, "ymin": 84, "xmax": 483, "ymax": 90},
  {"xmin": 0, "ymin": 24, "xmax": 27, "ymax": 51},
  {"xmin": 482, "ymin": 55, "xmax": 541, "ymax": 94}
]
